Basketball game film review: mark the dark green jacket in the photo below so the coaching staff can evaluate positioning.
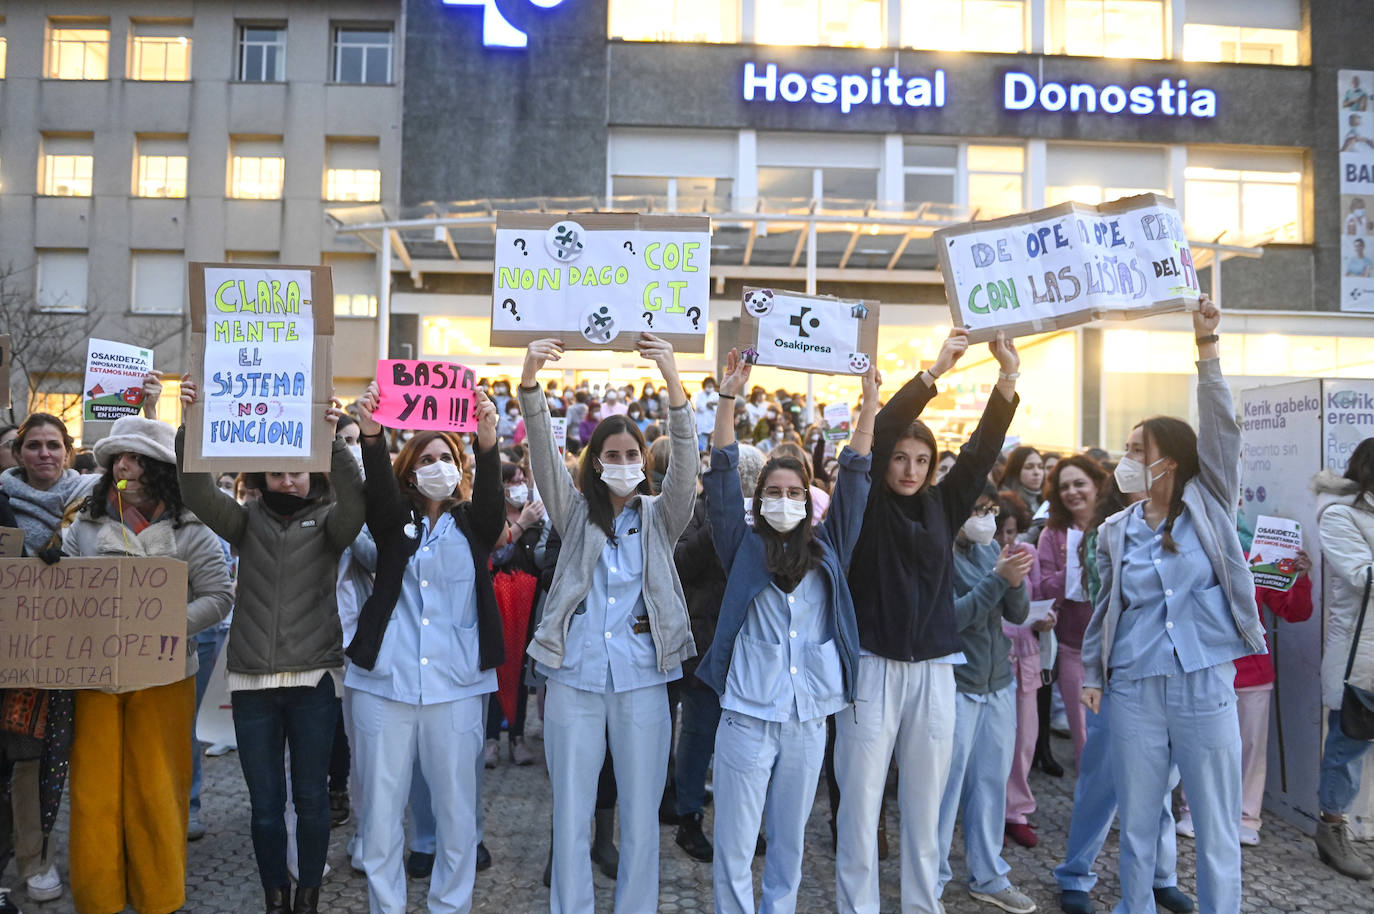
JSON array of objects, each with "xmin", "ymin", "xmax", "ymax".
[{"xmin": 176, "ymin": 428, "xmax": 366, "ymax": 676}]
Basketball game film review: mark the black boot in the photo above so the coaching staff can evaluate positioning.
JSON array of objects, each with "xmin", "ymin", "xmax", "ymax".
[
  {"xmin": 1034, "ymin": 684, "xmax": 1064, "ymax": 777},
  {"xmin": 264, "ymin": 887, "xmax": 290, "ymax": 914},
  {"xmin": 675, "ymin": 811, "xmax": 713, "ymax": 862},
  {"xmin": 292, "ymin": 886, "xmax": 320, "ymax": 914}
]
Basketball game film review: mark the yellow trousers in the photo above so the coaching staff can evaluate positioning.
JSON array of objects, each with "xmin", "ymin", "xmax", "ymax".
[{"xmin": 70, "ymin": 677, "xmax": 195, "ymax": 914}]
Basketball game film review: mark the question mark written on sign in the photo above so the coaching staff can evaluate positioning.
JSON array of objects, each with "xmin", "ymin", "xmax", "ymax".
[
  {"xmin": 641, "ymin": 311, "xmax": 654, "ymax": 328},
  {"xmin": 502, "ymin": 298, "xmax": 521, "ymax": 322},
  {"xmin": 514, "ymin": 238, "xmax": 527, "ymax": 255},
  {"xmin": 686, "ymin": 306, "xmax": 701, "ymax": 329},
  {"xmin": 624, "ymin": 241, "xmax": 635, "ymax": 255}
]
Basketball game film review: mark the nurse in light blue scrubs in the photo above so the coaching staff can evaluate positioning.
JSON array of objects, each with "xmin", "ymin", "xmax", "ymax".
[
  {"xmin": 694, "ymin": 349, "xmax": 879, "ymax": 914},
  {"xmin": 1081, "ymin": 295, "xmax": 1265, "ymax": 914}
]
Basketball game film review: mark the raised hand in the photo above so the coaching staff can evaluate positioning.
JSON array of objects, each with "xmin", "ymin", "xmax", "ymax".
[
  {"xmin": 518, "ymin": 500, "xmax": 545, "ymax": 528},
  {"xmin": 931, "ymin": 328, "xmax": 969, "ymax": 377},
  {"xmin": 522, "ymin": 339, "xmax": 564, "ymax": 388},
  {"xmin": 179, "ymin": 374, "xmax": 199, "ymax": 408},
  {"xmin": 719, "ymin": 347, "xmax": 752, "ymax": 399},
  {"xmin": 990, "ymin": 331, "xmax": 1020, "ymax": 375},
  {"xmin": 636, "ymin": 333, "xmax": 686, "ymax": 407},
  {"xmin": 356, "ymin": 381, "xmax": 383, "ymax": 437},
  {"xmin": 1192, "ymin": 292, "xmax": 1220, "ymax": 335},
  {"xmin": 475, "ymin": 392, "xmax": 499, "ymax": 451},
  {"xmin": 995, "ymin": 542, "xmax": 1035, "ymax": 587},
  {"xmin": 325, "ymin": 390, "xmax": 344, "ymax": 431},
  {"xmin": 860, "ymin": 364, "xmax": 883, "ymax": 413}
]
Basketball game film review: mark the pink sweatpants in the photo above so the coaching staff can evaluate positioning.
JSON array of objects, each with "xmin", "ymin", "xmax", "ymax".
[
  {"xmin": 1236, "ymin": 685, "xmax": 1272, "ymax": 831},
  {"xmin": 1005, "ymin": 650, "xmax": 1040, "ymax": 824},
  {"xmin": 1056, "ymin": 645, "xmax": 1088, "ymax": 767}
]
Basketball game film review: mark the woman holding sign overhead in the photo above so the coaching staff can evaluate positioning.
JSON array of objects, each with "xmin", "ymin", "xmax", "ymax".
[
  {"xmin": 343, "ymin": 384, "xmax": 506, "ymax": 914},
  {"xmin": 835, "ymin": 328, "xmax": 1020, "ymax": 914},
  {"xmin": 176, "ymin": 381, "xmax": 365, "ymax": 914},
  {"xmin": 62, "ymin": 415, "xmax": 232, "ymax": 914},
  {"xmin": 519, "ymin": 333, "xmax": 699, "ymax": 914},
  {"xmin": 1080, "ymin": 295, "xmax": 1264, "ymax": 914}
]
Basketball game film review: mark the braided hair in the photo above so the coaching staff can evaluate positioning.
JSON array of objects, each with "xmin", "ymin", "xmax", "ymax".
[{"xmin": 1134, "ymin": 417, "xmax": 1199, "ymax": 553}]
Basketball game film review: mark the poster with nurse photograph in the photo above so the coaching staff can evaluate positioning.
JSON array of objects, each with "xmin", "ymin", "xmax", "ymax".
[
  {"xmin": 737, "ymin": 288, "xmax": 880, "ymax": 376},
  {"xmin": 1339, "ymin": 69, "xmax": 1374, "ymax": 312},
  {"xmin": 490, "ymin": 212, "xmax": 710, "ymax": 353},
  {"xmin": 935, "ymin": 194, "xmax": 1201, "ymax": 342},
  {"xmin": 183, "ymin": 262, "xmax": 335, "ymax": 473}
]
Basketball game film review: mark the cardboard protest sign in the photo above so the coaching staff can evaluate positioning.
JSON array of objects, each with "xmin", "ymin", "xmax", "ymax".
[
  {"xmin": 0, "ymin": 334, "xmax": 11, "ymax": 409},
  {"xmin": 372, "ymin": 360, "xmax": 479, "ymax": 433},
  {"xmin": 0, "ymin": 527, "xmax": 23, "ymax": 557},
  {"xmin": 1250, "ymin": 515, "xmax": 1304, "ymax": 592},
  {"xmin": 184, "ymin": 263, "xmax": 334, "ymax": 473},
  {"xmin": 935, "ymin": 194, "xmax": 1201, "ymax": 343},
  {"xmin": 491, "ymin": 213, "xmax": 711, "ymax": 353},
  {"xmin": 83, "ymin": 338, "xmax": 154, "ymax": 422},
  {"xmin": 738, "ymin": 288, "xmax": 880, "ymax": 376},
  {"xmin": 823, "ymin": 402, "xmax": 852, "ymax": 441},
  {"xmin": 0, "ymin": 556, "xmax": 189, "ymax": 690}
]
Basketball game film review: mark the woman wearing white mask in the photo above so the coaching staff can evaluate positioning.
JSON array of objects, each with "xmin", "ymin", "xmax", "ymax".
[
  {"xmin": 345, "ymin": 386, "xmax": 506, "ymax": 914},
  {"xmin": 1081, "ymin": 294, "xmax": 1263, "ymax": 914},
  {"xmin": 518, "ymin": 333, "xmax": 699, "ymax": 914},
  {"xmin": 695, "ymin": 349, "xmax": 879, "ymax": 914}
]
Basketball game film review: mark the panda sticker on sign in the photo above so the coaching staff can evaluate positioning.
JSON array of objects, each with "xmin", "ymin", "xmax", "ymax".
[{"xmin": 737, "ymin": 287, "xmax": 880, "ymax": 376}]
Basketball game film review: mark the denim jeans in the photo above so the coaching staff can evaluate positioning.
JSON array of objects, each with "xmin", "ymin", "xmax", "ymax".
[
  {"xmin": 675, "ymin": 682, "xmax": 721, "ymax": 817},
  {"xmin": 1319, "ymin": 708, "xmax": 1374, "ymax": 814},
  {"xmin": 232, "ymin": 676, "xmax": 339, "ymax": 890},
  {"xmin": 190, "ymin": 625, "xmax": 227, "ymax": 817}
]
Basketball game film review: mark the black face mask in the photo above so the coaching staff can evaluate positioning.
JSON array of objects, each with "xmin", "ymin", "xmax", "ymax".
[{"xmin": 261, "ymin": 489, "xmax": 311, "ymax": 517}]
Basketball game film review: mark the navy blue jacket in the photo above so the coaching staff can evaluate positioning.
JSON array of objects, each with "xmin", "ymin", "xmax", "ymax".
[{"xmin": 694, "ymin": 442, "xmax": 870, "ymax": 704}]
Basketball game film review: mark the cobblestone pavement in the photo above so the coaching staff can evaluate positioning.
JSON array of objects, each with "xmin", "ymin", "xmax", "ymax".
[{"xmin": 11, "ymin": 710, "xmax": 1373, "ymax": 913}]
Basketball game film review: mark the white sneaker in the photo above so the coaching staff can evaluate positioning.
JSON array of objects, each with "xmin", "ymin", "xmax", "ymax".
[
  {"xmin": 205, "ymin": 743, "xmax": 235, "ymax": 756},
  {"xmin": 1175, "ymin": 813, "xmax": 1195, "ymax": 839},
  {"xmin": 1239, "ymin": 825, "xmax": 1261, "ymax": 846},
  {"xmin": 25, "ymin": 867, "xmax": 61, "ymax": 902},
  {"xmin": 969, "ymin": 885, "xmax": 1037, "ymax": 913}
]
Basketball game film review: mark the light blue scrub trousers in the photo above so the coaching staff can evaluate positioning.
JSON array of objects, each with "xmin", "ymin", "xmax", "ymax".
[
  {"xmin": 545, "ymin": 679, "xmax": 671, "ymax": 914},
  {"xmin": 351, "ymin": 690, "xmax": 486, "ymax": 914},
  {"xmin": 1107, "ymin": 665, "xmax": 1241, "ymax": 914},
  {"xmin": 408, "ymin": 730, "xmax": 485, "ymax": 856},
  {"xmin": 712, "ymin": 711, "xmax": 827, "ymax": 914},
  {"xmin": 1054, "ymin": 694, "xmax": 1180, "ymax": 894},
  {"xmin": 936, "ymin": 684, "xmax": 1017, "ymax": 897}
]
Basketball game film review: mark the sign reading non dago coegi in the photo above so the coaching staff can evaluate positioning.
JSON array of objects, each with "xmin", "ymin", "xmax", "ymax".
[{"xmin": 741, "ymin": 63, "xmax": 1217, "ymax": 120}]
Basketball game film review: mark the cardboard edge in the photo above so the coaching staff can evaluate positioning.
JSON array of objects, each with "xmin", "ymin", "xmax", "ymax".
[{"xmin": 737, "ymin": 286, "xmax": 881, "ymax": 377}]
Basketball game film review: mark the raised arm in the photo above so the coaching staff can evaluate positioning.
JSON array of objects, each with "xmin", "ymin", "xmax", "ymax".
[
  {"xmin": 518, "ymin": 339, "xmax": 580, "ymax": 532},
  {"xmin": 704, "ymin": 443, "xmax": 749, "ymax": 573},
  {"xmin": 174, "ymin": 376, "xmax": 248, "ymax": 544},
  {"xmin": 1189, "ymin": 295, "xmax": 1241, "ymax": 508},
  {"xmin": 637, "ymin": 333, "xmax": 698, "ymax": 533},
  {"xmin": 322, "ymin": 397, "xmax": 367, "ymax": 553},
  {"xmin": 939, "ymin": 333, "xmax": 1020, "ymax": 531},
  {"xmin": 820, "ymin": 364, "xmax": 880, "ymax": 564},
  {"xmin": 355, "ymin": 379, "xmax": 411, "ymax": 538},
  {"xmin": 467, "ymin": 392, "xmax": 508, "ymax": 551}
]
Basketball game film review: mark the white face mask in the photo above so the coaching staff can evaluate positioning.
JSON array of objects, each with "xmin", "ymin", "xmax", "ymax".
[
  {"xmin": 346, "ymin": 443, "xmax": 363, "ymax": 467},
  {"xmin": 962, "ymin": 512, "xmax": 998, "ymax": 545},
  {"xmin": 760, "ymin": 496, "xmax": 807, "ymax": 533},
  {"xmin": 414, "ymin": 461, "xmax": 461, "ymax": 500},
  {"xmin": 598, "ymin": 462, "xmax": 645, "ymax": 497},
  {"xmin": 1114, "ymin": 455, "xmax": 1170, "ymax": 494},
  {"xmin": 505, "ymin": 483, "xmax": 529, "ymax": 507}
]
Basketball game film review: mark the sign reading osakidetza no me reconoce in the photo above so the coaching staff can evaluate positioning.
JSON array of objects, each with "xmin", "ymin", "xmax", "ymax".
[{"xmin": 935, "ymin": 194, "xmax": 1201, "ymax": 343}]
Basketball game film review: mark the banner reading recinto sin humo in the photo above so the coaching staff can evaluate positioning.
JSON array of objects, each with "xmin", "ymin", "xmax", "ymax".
[
  {"xmin": 183, "ymin": 262, "xmax": 335, "ymax": 473},
  {"xmin": 935, "ymin": 194, "xmax": 1201, "ymax": 343},
  {"xmin": 490, "ymin": 213, "xmax": 710, "ymax": 352}
]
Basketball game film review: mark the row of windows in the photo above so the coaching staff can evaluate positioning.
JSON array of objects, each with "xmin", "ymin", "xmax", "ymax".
[
  {"xmin": 34, "ymin": 249, "xmax": 377, "ymax": 318},
  {"xmin": 31, "ymin": 137, "xmax": 382, "ymax": 202},
  {"xmin": 608, "ymin": 0, "xmax": 1302, "ymax": 64},
  {"xmin": 7, "ymin": 19, "xmax": 392, "ymax": 84},
  {"xmin": 607, "ymin": 133, "xmax": 1305, "ymax": 246}
]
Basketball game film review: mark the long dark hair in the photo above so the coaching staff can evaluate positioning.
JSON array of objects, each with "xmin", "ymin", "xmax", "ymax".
[
  {"xmin": 752, "ymin": 455, "xmax": 823, "ymax": 592},
  {"xmin": 1136, "ymin": 416, "xmax": 1200, "ymax": 553},
  {"xmin": 1045, "ymin": 455, "xmax": 1107, "ymax": 532},
  {"xmin": 86, "ymin": 455, "xmax": 187, "ymax": 529},
  {"xmin": 998, "ymin": 445, "xmax": 1043, "ymax": 493},
  {"xmin": 577, "ymin": 414, "xmax": 652, "ymax": 541},
  {"xmin": 1345, "ymin": 437, "xmax": 1374, "ymax": 498}
]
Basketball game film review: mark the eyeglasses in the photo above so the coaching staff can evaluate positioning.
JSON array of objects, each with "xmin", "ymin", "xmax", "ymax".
[
  {"xmin": 763, "ymin": 486, "xmax": 808, "ymax": 501},
  {"xmin": 972, "ymin": 504, "xmax": 1001, "ymax": 517}
]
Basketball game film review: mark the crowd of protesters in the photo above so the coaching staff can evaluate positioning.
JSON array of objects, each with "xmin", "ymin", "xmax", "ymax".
[{"xmin": 3, "ymin": 295, "xmax": 1374, "ymax": 914}]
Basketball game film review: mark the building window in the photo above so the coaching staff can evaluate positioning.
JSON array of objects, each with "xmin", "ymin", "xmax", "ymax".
[
  {"xmin": 130, "ymin": 21, "xmax": 192, "ymax": 80},
  {"xmin": 1049, "ymin": 0, "xmax": 1164, "ymax": 59},
  {"xmin": 754, "ymin": 0, "xmax": 884, "ymax": 49},
  {"xmin": 238, "ymin": 25, "xmax": 285, "ymax": 82},
  {"xmin": 47, "ymin": 23, "xmax": 110, "ymax": 79},
  {"xmin": 41, "ymin": 136, "xmax": 94, "ymax": 197},
  {"xmin": 230, "ymin": 139, "xmax": 285, "ymax": 199},
  {"xmin": 1182, "ymin": 0, "xmax": 1300, "ymax": 65},
  {"xmin": 131, "ymin": 252, "xmax": 185, "ymax": 314},
  {"xmin": 609, "ymin": 0, "xmax": 739, "ymax": 43},
  {"xmin": 1044, "ymin": 143, "xmax": 1167, "ymax": 206},
  {"xmin": 611, "ymin": 175, "xmax": 733, "ymax": 210},
  {"xmin": 324, "ymin": 139, "xmax": 382, "ymax": 202},
  {"xmin": 967, "ymin": 145, "xmax": 1024, "ymax": 219},
  {"xmin": 902, "ymin": 0, "xmax": 1026, "ymax": 53},
  {"xmin": 36, "ymin": 250, "xmax": 88, "ymax": 311},
  {"xmin": 333, "ymin": 27, "xmax": 392, "ymax": 84},
  {"xmin": 326, "ymin": 254, "xmax": 378, "ymax": 318},
  {"xmin": 136, "ymin": 137, "xmax": 188, "ymax": 198},
  {"xmin": 903, "ymin": 142, "xmax": 958, "ymax": 208},
  {"xmin": 1184, "ymin": 149, "xmax": 1304, "ymax": 244}
]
